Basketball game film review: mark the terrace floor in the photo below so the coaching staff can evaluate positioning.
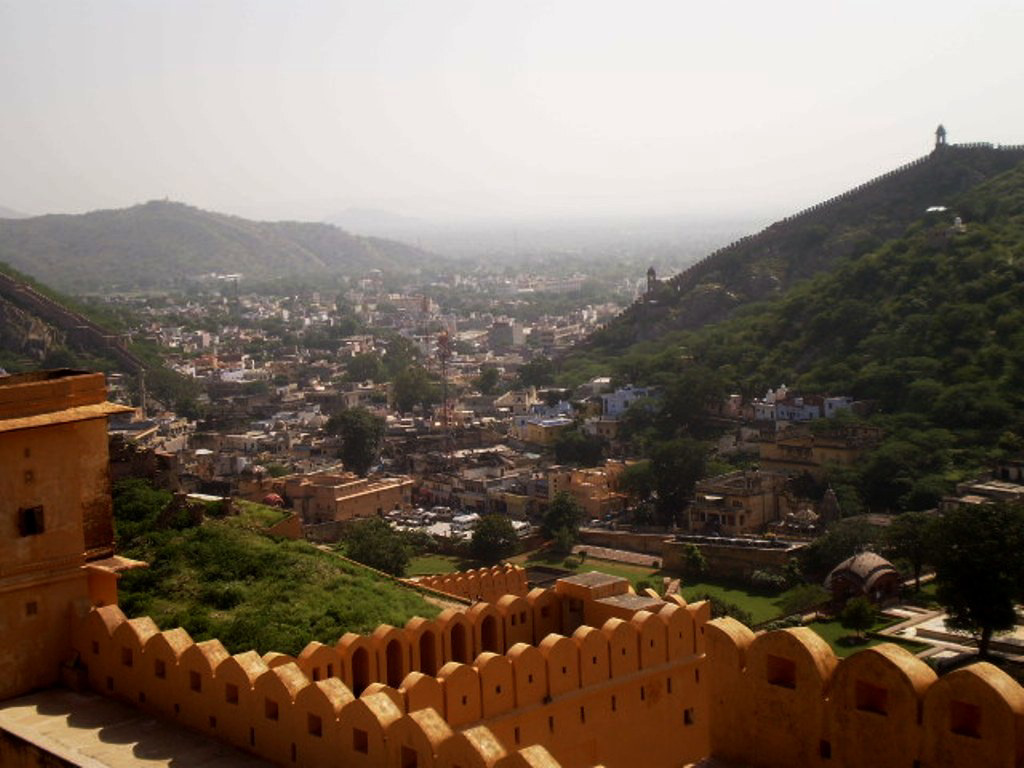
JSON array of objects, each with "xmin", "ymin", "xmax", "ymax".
[{"xmin": 0, "ymin": 688, "xmax": 270, "ymax": 767}]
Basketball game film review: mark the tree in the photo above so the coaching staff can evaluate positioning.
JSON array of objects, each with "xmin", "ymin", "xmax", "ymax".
[
  {"xmin": 932, "ymin": 503, "xmax": 1024, "ymax": 657},
  {"xmin": 344, "ymin": 518, "xmax": 410, "ymax": 576},
  {"xmin": 840, "ymin": 596, "xmax": 876, "ymax": 640},
  {"xmin": 657, "ymin": 365, "xmax": 726, "ymax": 437},
  {"xmin": 471, "ymin": 515, "xmax": 519, "ymax": 564},
  {"xmin": 475, "ymin": 367, "xmax": 501, "ymax": 395},
  {"xmin": 553, "ymin": 428, "xmax": 605, "ymax": 467},
  {"xmin": 617, "ymin": 460, "xmax": 655, "ymax": 504},
  {"xmin": 517, "ymin": 357, "xmax": 555, "ymax": 388},
  {"xmin": 677, "ymin": 543, "xmax": 708, "ymax": 579},
  {"xmin": 650, "ymin": 437, "xmax": 706, "ymax": 527},
  {"xmin": 345, "ymin": 352, "xmax": 384, "ymax": 383},
  {"xmin": 884, "ymin": 510, "xmax": 936, "ymax": 591},
  {"xmin": 392, "ymin": 366, "xmax": 439, "ymax": 413},
  {"xmin": 543, "ymin": 492, "xmax": 581, "ymax": 553},
  {"xmin": 326, "ymin": 407, "xmax": 385, "ymax": 476}
]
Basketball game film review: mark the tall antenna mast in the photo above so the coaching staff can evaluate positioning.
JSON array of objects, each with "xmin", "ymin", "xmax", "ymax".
[{"xmin": 436, "ymin": 329, "xmax": 453, "ymax": 463}]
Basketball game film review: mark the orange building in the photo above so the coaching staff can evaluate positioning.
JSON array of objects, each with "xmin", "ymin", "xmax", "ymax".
[
  {"xmin": 242, "ymin": 469, "xmax": 413, "ymax": 523},
  {"xmin": 0, "ymin": 369, "xmax": 133, "ymax": 701}
]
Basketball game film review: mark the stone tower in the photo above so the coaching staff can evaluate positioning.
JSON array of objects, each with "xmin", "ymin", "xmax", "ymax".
[
  {"xmin": 935, "ymin": 124, "xmax": 947, "ymax": 148},
  {"xmin": 647, "ymin": 265, "xmax": 657, "ymax": 294}
]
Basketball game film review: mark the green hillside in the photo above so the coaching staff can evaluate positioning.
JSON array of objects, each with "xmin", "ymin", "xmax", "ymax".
[
  {"xmin": 114, "ymin": 480, "xmax": 439, "ymax": 656},
  {"xmin": 566, "ymin": 158, "xmax": 1024, "ymax": 513},
  {"xmin": 0, "ymin": 200, "xmax": 439, "ymax": 293},
  {"xmin": 586, "ymin": 143, "xmax": 1024, "ymax": 352}
]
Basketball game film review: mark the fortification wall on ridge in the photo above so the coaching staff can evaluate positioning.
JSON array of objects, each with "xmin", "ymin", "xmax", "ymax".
[{"xmin": 588, "ymin": 142, "xmax": 1024, "ymax": 340}]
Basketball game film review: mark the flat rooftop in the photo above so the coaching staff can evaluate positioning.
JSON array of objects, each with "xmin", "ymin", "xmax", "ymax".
[
  {"xmin": 596, "ymin": 593, "xmax": 666, "ymax": 612},
  {"xmin": 558, "ymin": 571, "xmax": 626, "ymax": 589},
  {"xmin": 0, "ymin": 688, "xmax": 270, "ymax": 767}
]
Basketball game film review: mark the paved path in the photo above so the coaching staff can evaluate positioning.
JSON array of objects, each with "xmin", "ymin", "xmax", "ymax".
[{"xmin": 0, "ymin": 688, "xmax": 269, "ymax": 767}]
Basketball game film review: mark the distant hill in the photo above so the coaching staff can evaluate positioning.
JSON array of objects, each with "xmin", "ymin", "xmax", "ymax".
[
  {"xmin": 0, "ymin": 205, "xmax": 30, "ymax": 219},
  {"xmin": 586, "ymin": 142, "xmax": 1024, "ymax": 352},
  {"xmin": 0, "ymin": 200, "xmax": 440, "ymax": 293}
]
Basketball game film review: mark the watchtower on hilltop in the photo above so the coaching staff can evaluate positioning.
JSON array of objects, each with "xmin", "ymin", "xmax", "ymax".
[{"xmin": 935, "ymin": 123, "xmax": 947, "ymax": 148}]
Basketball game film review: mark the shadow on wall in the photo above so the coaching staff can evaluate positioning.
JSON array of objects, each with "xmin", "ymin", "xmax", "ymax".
[{"xmin": 706, "ymin": 619, "xmax": 1024, "ymax": 768}]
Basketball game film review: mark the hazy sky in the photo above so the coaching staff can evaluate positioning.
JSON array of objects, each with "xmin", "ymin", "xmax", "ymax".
[{"xmin": 2, "ymin": 1, "xmax": 1022, "ymax": 223}]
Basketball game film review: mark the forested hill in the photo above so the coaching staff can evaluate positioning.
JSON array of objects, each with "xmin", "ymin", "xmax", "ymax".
[
  {"xmin": 566, "ymin": 159, "xmax": 1024, "ymax": 513},
  {"xmin": 0, "ymin": 200, "xmax": 440, "ymax": 293},
  {"xmin": 585, "ymin": 142, "xmax": 1024, "ymax": 352}
]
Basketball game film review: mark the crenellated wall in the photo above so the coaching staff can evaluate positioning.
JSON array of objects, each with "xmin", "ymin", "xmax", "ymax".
[
  {"xmin": 65, "ymin": 593, "xmax": 1024, "ymax": 767},
  {"xmin": 72, "ymin": 588, "xmax": 711, "ymax": 768},
  {"xmin": 413, "ymin": 565, "xmax": 530, "ymax": 604},
  {"xmin": 705, "ymin": 618, "xmax": 1024, "ymax": 768}
]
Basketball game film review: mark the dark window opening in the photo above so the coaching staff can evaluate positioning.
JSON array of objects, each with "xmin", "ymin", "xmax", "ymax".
[
  {"xmin": 766, "ymin": 654, "xmax": 796, "ymax": 689},
  {"xmin": 189, "ymin": 671, "xmax": 202, "ymax": 692},
  {"xmin": 684, "ymin": 708, "xmax": 695, "ymax": 726},
  {"xmin": 401, "ymin": 746, "xmax": 418, "ymax": 768},
  {"xmin": 265, "ymin": 698, "xmax": 279, "ymax": 721},
  {"xmin": 819, "ymin": 740, "xmax": 831, "ymax": 759},
  {"xmin": 25, "ymin": 601, "xmax": 38, "ymax": 617},
  {"xmin": 225, "ymin": 683, "xmax": 239, "ymax": 704},
  {"xmin": 18, "ymin": 506, "xmax": 44, "ymax": 536},
  {"xmin": 154, "ymin": 659, "xmax": 166, "ymax": 679},
  {"xmin": 855, "ymin": 680, "xmax": 888, "ymax": 715},
  {"xmin": 308, "ymin": 713, "xmax": 322, "ymax": 737},
  {"xmin": 950, "ymin": 701, "xmax": 982, "ymax": 739},
  {"xmin": 353, "ymin": 728, "xmax": 369, "ymax": 754},
  {"xmin": 121, "ymin": 647, "xmax": 133, "ymax": 667}
]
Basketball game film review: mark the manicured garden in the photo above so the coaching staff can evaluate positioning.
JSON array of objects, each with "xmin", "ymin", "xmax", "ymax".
[{"xmin": 806, "ymin": 615, "xmax": 929, "ymax": 658}]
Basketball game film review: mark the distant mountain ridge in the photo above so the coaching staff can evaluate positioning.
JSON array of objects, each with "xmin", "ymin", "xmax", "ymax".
[
  {"xmin": 0, "ymin": 200, "xmax": 440, "ymax": 293},
  {"xmin": 586, "ymin": 141, "xmax": 1024, "ymax": 352},
  {"xmin": 0, "ymin": 205, "xmax": 30, "ymax": 219}
]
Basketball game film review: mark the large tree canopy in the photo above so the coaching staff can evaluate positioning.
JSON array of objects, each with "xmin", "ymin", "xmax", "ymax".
[
  {"xmin": 326, "ymin": 407, "xmax": 385, "ymax": 476},
  {"xmin": 344, "ymin": 518, "xmax": 410, "ymax": 577},
  {"xmin": 650, "ymin": 437, "xmax": 706, "ymax": 527},
  {"xmin": 471, "ymin": 514, "xmax": 519, "ymax": 564},
  {"xmin": 932, "ymin": 503, "xmax": 1024, "ymax": 657}
]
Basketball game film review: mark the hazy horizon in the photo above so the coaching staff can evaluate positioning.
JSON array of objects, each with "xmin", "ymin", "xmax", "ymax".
[{"xmin": 2, "ymin": 1, "xmax": 1022, "ymax": 225}]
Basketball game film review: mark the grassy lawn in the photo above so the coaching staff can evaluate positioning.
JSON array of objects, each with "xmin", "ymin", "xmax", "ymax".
[
  {"xmin": 679, "ymin": 581, "xmax": 788, "ymax": 625},
  {"xmin": 406, "ymin": 554, "xmax": 476, "ymax": 576},
  {"xmin": 806, "ymin": 617, "xmax": 929, "ymax": 658},
  {"xmin": 232, "ymin": 499, "xmax": 292, "ymax": 529},
  {"xmin": 510, "ymin": 549, "xmax": 660, "ymax": 587}
]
